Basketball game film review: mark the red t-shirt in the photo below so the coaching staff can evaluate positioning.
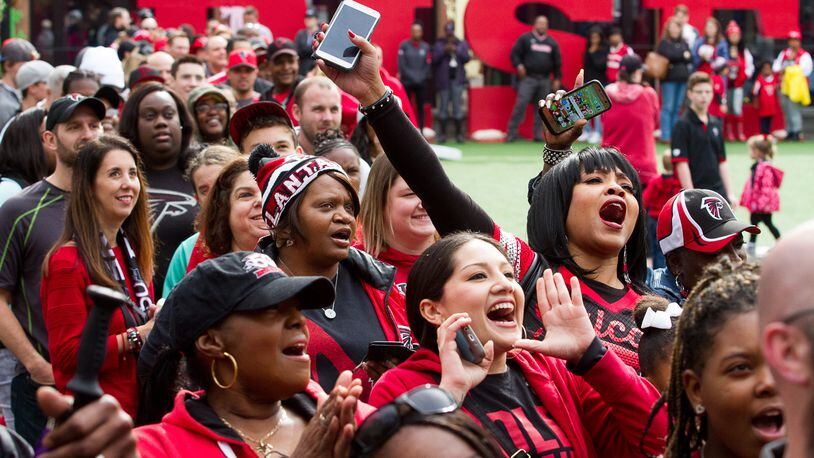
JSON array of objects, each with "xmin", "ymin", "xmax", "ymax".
[
  {"xmin": 753, "ymin": 74, "xmax": 779, "ymax": 117},
  {"xmin": 42, "ymin": 244, "xmax": 153, "ymax": 418}
]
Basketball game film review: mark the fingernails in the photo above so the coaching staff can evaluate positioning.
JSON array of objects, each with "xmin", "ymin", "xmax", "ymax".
[{"xmin": 348, "ymin": 29, "xmax": 356, "ymax": 38}]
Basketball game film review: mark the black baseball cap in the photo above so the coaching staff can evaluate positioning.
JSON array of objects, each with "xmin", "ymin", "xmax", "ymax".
[
  {"xmin": 95, "ymin": 85, "xmax": 123, "ymax": 109},
  {"xmin": 163, "ymin": 252, "xmax": 334, "ymax": 351},
  {"xmin": 620, "ymin": 54, "xmax": 642, "ymax": 73},
  {"xmin": 268, "ymin": 37, "xmax": 298, "ymax": 62},
  {"xmin": 658, "ymin": 189, "xmax": 759, "ymax": 254},
  {"xmin": 45, "ymin": 94, "xmax": 106, "ymax": 131}
]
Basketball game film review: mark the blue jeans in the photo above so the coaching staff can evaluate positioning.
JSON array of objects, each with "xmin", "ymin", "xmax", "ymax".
[
  {"xmin": 438, "ymin": 82, "xmax": 466, "ymax": 121},
  {"xmin": 648, "ymin": 216, "xmax": 666, "ymax": 269},
  {"xmin": 11, "ymin": 373, "xmax": 47, "ymax": 446},
  {"xmin": 660, "ymin": 81, "xmax": 686, "ymax": 141},
  {"xmin": 0, "ymin": 349, "xmax": 22, "ymax": 430}
]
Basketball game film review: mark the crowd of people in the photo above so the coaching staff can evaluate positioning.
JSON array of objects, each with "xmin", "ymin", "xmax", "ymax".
[{"xmin": 0, "ymin": 4, "xmax": 809, "ymax": 458}]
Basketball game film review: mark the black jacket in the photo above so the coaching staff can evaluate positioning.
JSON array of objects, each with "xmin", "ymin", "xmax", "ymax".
[
  {"xmin": 510, "ymin": 32, "xmax": 562, "ymax": 79},
  {"xmin": 657, "ymin": 38, "xmax": 693, "ymax": 82},
  {"xmin": 584, "ymin": 47, "xmax": 609, "ymax": 84}
]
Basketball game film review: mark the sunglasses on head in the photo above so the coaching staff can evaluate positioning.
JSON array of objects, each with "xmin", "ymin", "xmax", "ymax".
[{"xmin": 351, "ymin": 385, "xmax": 458, "ymax": 456}]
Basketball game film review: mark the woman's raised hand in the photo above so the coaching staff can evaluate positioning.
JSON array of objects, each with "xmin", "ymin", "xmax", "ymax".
[
  {"xmin": 312, "ymin": 23, "xmax": 388, "ymax": 106},
  {"xmin": 513, "ymin": 269, "xmax": 597, "ymax": 364},
  {"xmin": 293, "ymin": 371, "xmax": 361, "ymax": 458},
  {"xmin": 437, "ymin": 313, "xmax": 494, "ymax": 405},
  {"xmin": 539, "ymin": 69, "xmax": 588, "ymax": 150}
]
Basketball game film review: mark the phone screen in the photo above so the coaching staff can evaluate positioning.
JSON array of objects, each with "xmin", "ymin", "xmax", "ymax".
[
  {"xmin": 320, "ymin": 3, "xmax": 378, "ymax": 66},
  {"xmin": 546, "ymin": 82, "xmax": 610, "ymax": 132}
]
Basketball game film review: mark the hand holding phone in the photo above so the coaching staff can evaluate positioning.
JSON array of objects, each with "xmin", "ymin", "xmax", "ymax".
[
  {"xmin": 538, "ymin": 79, "xmax": 612, "ymax": 136},
  {"xmin": 314, "ymin": 1, "xmax": 380, "ymax": 71},
  {"xmin": 455, "ymin": 326, "xmax": 486, "ymax": 365},
  {"xmin": 437, "ymin": 313, "xmax": 493, "ymax": 404}
]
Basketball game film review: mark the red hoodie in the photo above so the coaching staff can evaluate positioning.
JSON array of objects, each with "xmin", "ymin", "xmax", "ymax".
[
  {"xmin": 136, "ymin": 381, "xmax": 374, "ymax": 457},
  {"xmin": 601, "ymin": 82, "xmax": 660, "ymax": 185},
  {"xmin": 370, "ymin": 348, "xmax": 666, "ymax": 458}
]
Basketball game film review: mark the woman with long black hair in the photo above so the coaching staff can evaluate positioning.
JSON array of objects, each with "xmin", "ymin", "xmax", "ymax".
[
  {"xmin": 315, "ymin": 27, "xmax": 649, "ymax": 369},
  {"xmin": 0, "ymin": 108, "xmax": 53, "ymax": 205}
]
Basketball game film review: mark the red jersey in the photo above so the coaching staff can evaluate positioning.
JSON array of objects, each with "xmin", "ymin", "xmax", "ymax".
[
  {"xmin": 643, "ymin": 174, "xmax": 682, "ymax": 219},
  {"xmin": 726, "ymin": 49, "xmax": 750, "ymax": 88},
  {"xmin": 606, "ymin": 43, "xmax": 633, "ymax": 83},
  {"xmin": 753, "ymin": 74, "xmax": 779, "ymax": 117},
  {"xmin": 708, "ymin": 73, "xmax": 727, "ymax": 118}
]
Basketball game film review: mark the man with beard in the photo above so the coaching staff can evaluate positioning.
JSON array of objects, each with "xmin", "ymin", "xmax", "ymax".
[
  {"xmin": 260, "ymin": 38, "xmax": 302, "ymax": 124},
  {"xmin": 0, "ymin": 95, "xmax": 103, "ymax": 445},
  {"xmin": 758, "ymin": 221, "xmax": 814, "ymax": 458},
  {"xmin": 226, "ymin": 49, "xmax": 260, "ymax": 108},
  {"xmin": 291, "ymin": 76, "xmax": 342, "ymax": 154}
]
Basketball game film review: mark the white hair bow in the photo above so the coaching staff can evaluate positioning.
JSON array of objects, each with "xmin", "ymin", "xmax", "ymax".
[{"xmin": 641, "ymin": 302, "xmax": 683, "ymax": 330}]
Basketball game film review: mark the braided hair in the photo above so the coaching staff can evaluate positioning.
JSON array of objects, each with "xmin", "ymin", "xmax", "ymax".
[
  {"xmin": 665, "ymin": 259, "xmax": 760, "ymax": 457},
  {"xmin": 313, "ymin": 128, "xmax": 358, "ymax": 158}
]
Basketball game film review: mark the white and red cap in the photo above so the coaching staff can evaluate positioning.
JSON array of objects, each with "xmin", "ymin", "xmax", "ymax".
[
  {"xmin": 788, "ymin": 30, "xmax": 802, "ymax": 40},
  {"xmin": 657, "ymin": 189, "xmax": 759, "ymax": 255},
  {"xmin": 250, "ymin": 145, "xmax": 359, "ymax": 228}
]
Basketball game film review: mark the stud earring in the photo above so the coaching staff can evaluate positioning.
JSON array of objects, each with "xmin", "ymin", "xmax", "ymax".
[{"xmin": 695, "ymin": 404, "xmax": 705, "ymax": 415}]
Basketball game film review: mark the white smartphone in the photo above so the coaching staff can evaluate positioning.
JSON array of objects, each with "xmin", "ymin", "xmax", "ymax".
[{"xmin": 314, "ymin": 0, "xmax": 380, "ymax": 71}]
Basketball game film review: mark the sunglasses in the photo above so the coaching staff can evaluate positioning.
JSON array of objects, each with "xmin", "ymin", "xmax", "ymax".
[{"xmin": 351, "ymin": 385, "xmax": 458, "ymax": 455}]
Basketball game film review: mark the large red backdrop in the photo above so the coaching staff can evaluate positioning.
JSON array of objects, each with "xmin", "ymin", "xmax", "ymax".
[{"xmin": 142, "ymin": 0, "xmax": 798, "ymax": 137}]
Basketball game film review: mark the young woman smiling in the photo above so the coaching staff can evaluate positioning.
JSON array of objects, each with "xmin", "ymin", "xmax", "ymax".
[
  {"xmin": 249, "ymin": 145, "xmax": 411, "ymax": 398},
  {"xmin": 315, "ymin": 28, "xmax": 649, "ymax": 369},
  {"xmin": 358, "ymin": 156, "xmax": 437, "ymax": 293},
  {"xmin": 370, "ymin": 233, "xmax": 666, "ymax": 457},
  {"xmin": 42, "ymin": 136, "xmax": 156, "ymax": 418}
]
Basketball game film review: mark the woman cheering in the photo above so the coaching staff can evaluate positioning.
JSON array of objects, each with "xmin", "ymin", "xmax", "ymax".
[{"xmin": 42, "ymin": 135, "xmax": 156, "ymax": 417}]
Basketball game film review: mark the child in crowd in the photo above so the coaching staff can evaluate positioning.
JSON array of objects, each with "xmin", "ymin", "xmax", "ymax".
[
  {"xmin": 740, "ymin": 135, "xmax": 783, "ymax": 256},
  {"xmin": 642, "ymin": 151, "xmax": 682, "ymax": 269},
  {"xmin": 633, "ymin": 295, "xmax": 681, "ymax": 392},
  {"xmin": 752, "ymin": 61, "xmax": 779, "ymax": 135},
  {"xmin": 708, "ymin": 58, "xmax": 728, "ymax": 120},
  {"xmin": 665, "ymin": 260, "xmax": 784, "ymax": 457}
]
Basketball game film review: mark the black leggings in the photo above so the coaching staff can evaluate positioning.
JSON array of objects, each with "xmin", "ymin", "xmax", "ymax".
[{"xmin": 750, "ymin": 213, "xmax": 781, "ymax": 242}]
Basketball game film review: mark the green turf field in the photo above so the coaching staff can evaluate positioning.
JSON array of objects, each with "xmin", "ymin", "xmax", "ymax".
[{"xmin": 441, "ymin": 140, "xmax": 814, "ymax": 249}]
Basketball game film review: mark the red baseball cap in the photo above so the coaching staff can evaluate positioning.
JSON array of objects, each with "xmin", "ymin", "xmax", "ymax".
[
  {"xmin": 788, "ymin": 30, "xmax": 802, "ymax": 40},
  {"xmin": 657, "ymin": 189, "xmax": 759, "ymax": 255},
  {"xmin": 230, "ymin": 101, "xmax": 293, "ymax": 147},
  {"xmin": 228, "ymin": 49, "xmax": 258, "ymax": 70}
]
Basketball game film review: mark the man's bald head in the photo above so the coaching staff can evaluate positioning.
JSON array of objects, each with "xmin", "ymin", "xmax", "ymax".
[{"xmin": 759, "ymin": 220, "xmax": 814, "ymax": 327}]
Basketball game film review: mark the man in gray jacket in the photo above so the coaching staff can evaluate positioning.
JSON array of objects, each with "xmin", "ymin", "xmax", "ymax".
[{"xmin": 398, "ymin": 22, "xmax": 431, "ymax": 131}]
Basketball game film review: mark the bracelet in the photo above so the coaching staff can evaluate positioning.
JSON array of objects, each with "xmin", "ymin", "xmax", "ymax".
[
  {"xmin": 359, "ymin": 89, "xmax": 394, "ymax": 116},
  {"xmin": 542, "ymin": 144, "xmax": 573, "ymax": 166},
  {"xmin": 126, "ymin": 327, "xmax": 143, "ymax": 355}
]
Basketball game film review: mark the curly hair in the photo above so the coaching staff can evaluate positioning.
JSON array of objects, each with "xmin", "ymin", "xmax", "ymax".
[
  {"xmin": 200, "ymin": 157, "xmax": 249, "ymax": 257},
  {"xmin": 665, "ymin": 259, "xmax": 760, "ymax": 457}
]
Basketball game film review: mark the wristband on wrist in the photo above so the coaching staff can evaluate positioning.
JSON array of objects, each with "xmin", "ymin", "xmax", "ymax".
[
  {"xmin": 566, "ymin": 337, "xmax": 607, "ymax": 375},
  {"xmin": 126, "ymin": 327, "xmax": 143, "ymax": 355},
  {"xmin": 543, "ymin": 144, "xmax": 573, "ymax": 166},
  {"xmin": 359, "ymin": 89, "xmax": 394, "ymax": 116}
]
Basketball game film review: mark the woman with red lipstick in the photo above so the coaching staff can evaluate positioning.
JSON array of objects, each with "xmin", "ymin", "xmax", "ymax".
[
  {"xmin": 42, "ymin": 136, "xmax": 156, "ymax": 418},
  {"xmin": 359, "ymin": 156, "xmax": 437, "ymax": 293},
  {"xmin": 248, "ymin": 145, "xmax": 411, "ymax": 399},
  {"xmin": 315, "ymin": 27, "xmax": 649, "ymax": 369},
  {"xmin": 136, "ymin": 252, "xmax": 369, "ymax": 456},
  {"xmin": 666, "ymin": 260, "xmax": 784, "ymax": 458},
  {"xmin": 371, "ymin": 233, "xmax": 667, "ymax": 457}
]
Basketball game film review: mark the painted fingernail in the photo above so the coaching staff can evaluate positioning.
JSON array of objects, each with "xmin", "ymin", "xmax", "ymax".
[{"xmin": 348, "ymin": 29, "xmax": 356, "ymax": 38}]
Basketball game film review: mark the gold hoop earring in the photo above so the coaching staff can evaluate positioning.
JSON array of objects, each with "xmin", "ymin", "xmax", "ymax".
[{"xmin": 211, "ymin": 352, "xmax": 238, "ymax": 389}]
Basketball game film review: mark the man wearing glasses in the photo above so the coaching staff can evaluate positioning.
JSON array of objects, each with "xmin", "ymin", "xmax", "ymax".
[{"xmin": 758, "ymin": 221, "xmax": 814, "ymax": 458}]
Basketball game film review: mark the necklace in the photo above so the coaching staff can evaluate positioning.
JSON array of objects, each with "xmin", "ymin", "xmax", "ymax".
[
  {"xmin": 276, "ymin": 256, "xmax": 340, "ymax": 320},
  {"xmin": 219, "ymin": 408, "xmax": 288, "ymax": 458}
]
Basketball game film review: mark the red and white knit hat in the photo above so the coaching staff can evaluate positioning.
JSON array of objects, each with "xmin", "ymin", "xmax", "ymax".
[
  {"xmin": 657, "ymin": 189, "xmax": 759, "ymax": 255},
  {"xmin": 249, "ymin": 145, "xmax": 359, "ymax": 228}
]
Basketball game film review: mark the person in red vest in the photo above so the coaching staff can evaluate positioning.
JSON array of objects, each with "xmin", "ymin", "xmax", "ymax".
[
  {"xmin": 722, "ymin": 20, "xmax": 754, "ymax": 141},
  {"xmin": 605, "ymin": 27, "xmax": 634, "ymax": 84},
  {"xmin": 752, "ymin": 61, "xmax": 779, "ymax": 135}
]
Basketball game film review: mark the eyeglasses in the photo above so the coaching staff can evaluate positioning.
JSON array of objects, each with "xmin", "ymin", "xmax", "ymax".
[
  {"xmin": 351, "ymin": 385, "xmax": 458, "ymax": 455},
  {"xmin": 781, "ymin": 307, "xmax": 814, "ymax": 324},
  {"xmin": 195, "ymin": 102, "xmax": 228, "ymax": 114}
]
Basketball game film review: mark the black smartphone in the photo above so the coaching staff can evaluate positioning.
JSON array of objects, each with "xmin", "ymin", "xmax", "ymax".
[
  {"xmin": 313, "ymin": 0, "xmax": 381, "ymax": 71},
  {"xmin": 455, "ymin": 325, "xmax": 485, "ymax": 365},
  {"xmin": 537, "ymin": 79, "xmax": 612, "ymax": 135},
  {"xmin": 365, "ymin": 341, "xmax": 415, "ymax": 365}
]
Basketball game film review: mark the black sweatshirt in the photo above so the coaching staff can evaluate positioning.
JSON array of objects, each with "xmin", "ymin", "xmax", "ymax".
[{"xmin": 510, "ymin": 32, "xmax": 562, "ymax": 79}]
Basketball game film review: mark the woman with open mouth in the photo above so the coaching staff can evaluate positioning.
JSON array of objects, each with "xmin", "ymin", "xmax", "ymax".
[
  {"xmin": 42, "ymin": 135, "xmax": 156, "ymax": 419},
  {"xmin": 665, "ymin": 259, "xmax": 785, "ymax": 458},
  {"xmin": 370, "ymin": 233, "xmax": 666, "ymax": 457},
  {"xmin": 248, "ymin": 145, "xmax": 412, "ymax": 399},
  {"xmin": 315, "ymin": 28, "xmax": 648, "ymax": 369},
  {"xmin": 136, "ymin": 252, "xmax": 370, "ymax": 456}
]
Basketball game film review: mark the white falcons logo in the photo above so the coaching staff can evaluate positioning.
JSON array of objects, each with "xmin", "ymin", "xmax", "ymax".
[
  {"xmin": 148, "ymin": 189, "xmax": 198, "ymax": 231},
  {"xmin": 701, "ymin": 196, "xmax": 725, "ymax": 220}
]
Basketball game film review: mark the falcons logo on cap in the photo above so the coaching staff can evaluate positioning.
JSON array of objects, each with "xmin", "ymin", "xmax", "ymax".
[{"xmin": 701, "ymin": 196, "xmax": 724, "ymax": 220}]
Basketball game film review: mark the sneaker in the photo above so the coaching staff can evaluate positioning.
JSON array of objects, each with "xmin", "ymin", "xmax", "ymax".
[{"xmin": 588, "ymin": 131, "xmax": 601, "ymax": 144}]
